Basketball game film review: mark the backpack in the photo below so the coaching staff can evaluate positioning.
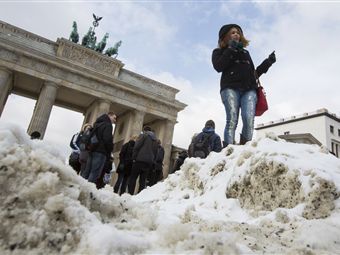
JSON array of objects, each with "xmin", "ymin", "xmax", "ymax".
[
  {"xmin": 189, "ymin": 133, "xmax": 213, "ymax": 159},
  {"xmin": 79, "ymin": 126, "xmax": 100, "ymax": 152}
]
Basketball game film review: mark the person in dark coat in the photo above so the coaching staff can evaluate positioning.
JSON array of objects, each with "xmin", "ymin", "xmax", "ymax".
[
  {"xmin": 128, "ymin": 126, "xmax": 158, "ymax": 195},
  {"xmin": 173, "ymin": 150, "xmax": 188, "ymax": 173},
  {"xmin": 68, "ymin": 129, "xmax": 82, "ymax": 174},
  {"xmin": 147, "ymin": 139, "xmax": 164, "ymax": 186},
  {"xmin": 114, "ymin": 135, "xmax": 138, "ymax": 195},
  {"xmin": 81, "ymin": 112, "xmax": 116, "ymax": 184},
  {"xmin": 212, "ymin": 24, "xmax": 276, "ymax": 146},
  {"xmin": 78, "ymin": 123, "xmax": 92, "ymax": 176}
]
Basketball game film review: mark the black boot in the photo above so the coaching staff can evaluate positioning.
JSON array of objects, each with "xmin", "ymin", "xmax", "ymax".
[
  {"xmin": 239, "ymin": 134, "xmax": 248, "ymax": 145},
  {"xmin": 222, "ymin": 141, "xmax": 228, "ymax": 148}
]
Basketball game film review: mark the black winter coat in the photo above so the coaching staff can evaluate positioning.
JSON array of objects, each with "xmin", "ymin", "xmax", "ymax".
[
  {"xmin": 92, "ymin": 114, "xmax": 113, "ymax": 156},
  {"xmin": 117, "ymin": 140, "xmax": 135, "ymax": 175},
  {"xmin": 132, "ymin": 131, "xmax": 158, "ymax": 165},
  {"xmin": 212, "ymin": 47, "xmax": 272, "ymax": 92}
]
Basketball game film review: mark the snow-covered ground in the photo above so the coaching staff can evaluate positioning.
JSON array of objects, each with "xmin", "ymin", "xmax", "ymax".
[{"xmin": 1, "ymin": 122, "xmax": 340, "ymax": 255}]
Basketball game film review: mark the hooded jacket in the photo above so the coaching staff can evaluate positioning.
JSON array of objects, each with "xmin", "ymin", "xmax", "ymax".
[
  {"xmin": 212, "ymin": 47, "xmax": 272, "ymax": 92},
  {"xmin": 195, "ymin": 127, "xmax": 222, "ymax": 153},
  {"xmin": 92, "ymin": 114, "xmax": 113, "ymax": 155}
]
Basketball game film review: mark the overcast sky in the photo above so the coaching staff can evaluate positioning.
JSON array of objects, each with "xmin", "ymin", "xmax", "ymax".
[{"xmin": 0, "ymin": 1, "xmax": 339, "ymax": 157}]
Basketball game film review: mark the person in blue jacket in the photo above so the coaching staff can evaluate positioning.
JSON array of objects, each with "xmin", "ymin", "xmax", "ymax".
[{"xmin": 188, "ymin": 120, "xmax": 222, "ymax": 158}]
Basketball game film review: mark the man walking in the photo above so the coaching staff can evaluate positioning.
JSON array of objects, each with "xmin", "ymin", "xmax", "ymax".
[
  {"xmin": 128, "ymin": 126, "xmax": 158, "ymax": 195},
  {"xmin": 82, "ymin": 112, "xmax": 116, "ymax": 184}
]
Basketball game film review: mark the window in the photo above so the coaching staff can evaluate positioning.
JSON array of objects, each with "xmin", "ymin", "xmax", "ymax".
[
  {"xmin": 338, "ymin": 129, "xmax": 340, "ymax": 137},
  {"xmin": 330, "ymin": 125, "xmax": 334, "ymax": 133}
]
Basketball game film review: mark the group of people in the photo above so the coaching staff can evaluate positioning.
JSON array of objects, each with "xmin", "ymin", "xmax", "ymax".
[
  {"xmin": 69, "ymin": 112, "xmax": 116, "ymax": 189},
  {"xmin": 114, "ymin": 126, "xmax": 165, "ymax": 195},
  {"xmin": 69, "ymin": 23, "xmax": 276, "ymax": 187},
  {"xmin": 69, "ymin": 113, "xmax": 164, "ymax": 195}
]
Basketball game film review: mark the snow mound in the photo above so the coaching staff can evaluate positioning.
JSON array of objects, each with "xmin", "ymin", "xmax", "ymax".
[
  {"xmin": 0, "ymin": 123, "xmax": 152, "ymax": 254},
  {"xmin": 1, "ymin": 122, "xmax": 340, "ymax": 254},
  {"xmin": 225, "ymin": 135, "xmax": 339, "ymax": 219},
  {"xmin": 135, "ymin": 133, "xmax": 340, "ymax": 254}
]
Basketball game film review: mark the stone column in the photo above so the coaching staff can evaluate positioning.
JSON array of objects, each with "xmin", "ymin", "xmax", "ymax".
[
  {"xmin": 97, "ymin": 99, "xmax": 111, "ymax": 117},
  {"xmin": 27, "ymin": 81, "xmax": 58, "ymax": 139},
  {"xmin": 158, "ymin": 119, "xmax": 176, "ymax": 178},
  {"xmin": 124, "ymin": 110, "xmax": 145, "ymax": 141},
  {"xmin": 84, "ymin": 99, "xmax": 111, "ymax": 126},
  {"xmin": 0, "ymin": 68, "xmax": 12, "ymax": 117}
]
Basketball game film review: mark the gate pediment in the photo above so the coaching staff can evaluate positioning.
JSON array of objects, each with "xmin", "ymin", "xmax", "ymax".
[{"xmin": 56, "ymin": 38, "xmax": 124, "ymax": 78}]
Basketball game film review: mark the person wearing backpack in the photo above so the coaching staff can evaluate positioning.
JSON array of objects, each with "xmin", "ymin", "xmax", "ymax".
[
  {"xmin": 82, "ymin": 112, "xmax": 117, "ymax": 184},
  {"xmin": 128, "ymin": 126, "xmax": 158, "ymax": 195},
  {"xmin": 188, "ymin": 120, "xmax": 222, "ymax": 159}
]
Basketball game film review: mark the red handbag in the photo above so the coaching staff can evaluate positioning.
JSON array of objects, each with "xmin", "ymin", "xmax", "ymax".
[{"xmin": 255, "ymin": 72, "xmax": 268, "ymax": 116}]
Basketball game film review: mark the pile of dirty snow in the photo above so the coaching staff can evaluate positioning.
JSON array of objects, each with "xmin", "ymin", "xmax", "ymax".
[{"xmin": 1, "ymin": 122, "xmax": 340, "ymax": 255}]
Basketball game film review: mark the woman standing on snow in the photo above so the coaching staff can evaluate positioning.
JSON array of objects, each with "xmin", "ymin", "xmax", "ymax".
[{"xmin": 212, "ymin": 24, "xmax": 276, "ymax": 147}]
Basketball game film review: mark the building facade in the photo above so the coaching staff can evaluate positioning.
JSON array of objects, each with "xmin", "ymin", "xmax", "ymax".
[
  {"xmin": 255, "ymin": 108, "xmax": 340, "ymax": 158},
  {"xmin": 0, "ymin": 20, "xmax": 187, "ymax": 177}
]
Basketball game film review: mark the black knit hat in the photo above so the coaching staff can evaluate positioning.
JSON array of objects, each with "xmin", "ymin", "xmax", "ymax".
[
  {"xmin": 205, "ymin": 120, "xmax": 215, "ymax": 129},
  {"xmin": 218, "ymin": 24, "xmax": 243, "ymax": 39}
]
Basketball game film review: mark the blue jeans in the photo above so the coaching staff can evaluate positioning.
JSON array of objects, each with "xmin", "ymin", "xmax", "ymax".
[
  {"xmin": 220, "ymin": 88, "xmax": 257, "ymax": 145},
  {"xmin": 81, "ymin": 152, "xmax": 107, "ymax": 183}
]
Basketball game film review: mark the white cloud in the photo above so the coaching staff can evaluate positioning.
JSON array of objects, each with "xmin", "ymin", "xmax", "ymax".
[
  {"xmin": 240, "ymin": 3, "xmax": 340, "ymax": 126},
  {"xmin": 147, "ymin": 71, "xmax": 225, "ymax": 148},
  {"xmin": 0, "ymin": 1, "xmax": 339, "ymax": 155}
]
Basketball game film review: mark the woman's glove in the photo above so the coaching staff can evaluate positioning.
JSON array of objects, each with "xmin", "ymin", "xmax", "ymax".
[
  {"xmin": 228, "ymin": 40, "xmax": 243, "ymax": 51},
  {"xmin": 268, "ymin": 51, "xmax": 276, "ymax": 64}
]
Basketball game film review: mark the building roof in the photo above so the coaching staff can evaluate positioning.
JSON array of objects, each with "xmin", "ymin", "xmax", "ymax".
[
  {"xmin": 256, "ymin": 108, "xmax": 340, "ymax": 130},
  {"xmin": 278, "ymin": 133, "xmax": 322, "ymax": 146}
]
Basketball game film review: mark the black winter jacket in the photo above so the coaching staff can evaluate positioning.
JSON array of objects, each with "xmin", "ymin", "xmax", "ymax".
[
  {"xmin": 92, "ymin": 114, "xmax": 113, "ymax": 155},
  {"xmin": 117, "ymin": 140, "xmax": 135, "ymax": 175},
  {"xmin": 132, "ymin": 131, "xmax": 158, "ymax": 165},
  {"xmin": 212, "ymin": 47, "xmax": 272, "ymax": 92}
]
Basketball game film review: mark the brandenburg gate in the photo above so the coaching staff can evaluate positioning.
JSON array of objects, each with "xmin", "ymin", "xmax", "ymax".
[{"xmin": 0, "ymin": 20, "xmax": 186, "ymax": 177}]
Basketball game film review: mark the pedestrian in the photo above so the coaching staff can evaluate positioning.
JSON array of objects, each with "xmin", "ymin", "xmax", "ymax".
[
  {"xmin": 128, "ymin": 126, "xmax": 158, "ymax": 195},
  {"xmin": 78, "ymin": 123, "xmax": 92, "ymax": 175},
  {"xmin": 69, "ymin": 129, "xmax": 82, "ymax": 174},
  {"xmin": 148, "ymin": 139, "xmax": 164, "ymax": 186},
  {"xmin": 173, "ymin": 150, "xmax": 188, "ymax": 172},
  {"xmin": 212, "ymin": 24, "xmax": 276, "ymax": 146},
  {"xmin": 114, "ymin": 135, "xmax": 138, "ymax": 195},
  {"xmin": 188, "ymin": 120, "xmax": 222, "ymax": 158},
  {"xmin": 81, "ymin": 112, "xmax": 117, "ymax": 184}
]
